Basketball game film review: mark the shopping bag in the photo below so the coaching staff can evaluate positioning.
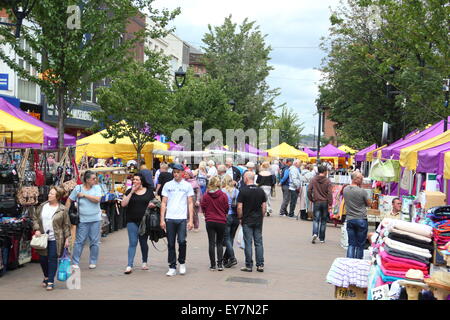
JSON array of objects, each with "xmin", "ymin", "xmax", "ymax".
[
  {"xmin": 57, "ymin": 248, "xmax": 71, "ymax": 281},
  {"xmin": 235, "ymin": 226, "xmax": 245, "ymax": 249},
  {"xmin": 66, "ymin": 265, "xmax": 81, "ymax": 289}
]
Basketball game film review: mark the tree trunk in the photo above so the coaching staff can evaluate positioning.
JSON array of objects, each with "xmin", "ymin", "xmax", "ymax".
[
  {"xmin": 136, "ymin": 145, "xmax": 142, "ymax": 167},
  {"xmin": 57, "ymin": 87, "xmax": 66, "ymax": 159}
]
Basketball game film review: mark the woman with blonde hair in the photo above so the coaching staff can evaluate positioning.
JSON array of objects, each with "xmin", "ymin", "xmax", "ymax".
[
  {"xmin": 201, "ymin": 176, "xmax": 229, "ymax": 271},
  {"xmin": 196, "ymin": 161, "xmax": 208, "ymax": 196},
  {"xmin": 33, "ymin": 186, "xmax": 71, "ymax": 291},
  {"xmin": 221, "ymin": 175, "xmax": 240, "ymax": 268},
  {"xmin": 256, "ymin": 161, "xmax": 276, "ymax": 216}
]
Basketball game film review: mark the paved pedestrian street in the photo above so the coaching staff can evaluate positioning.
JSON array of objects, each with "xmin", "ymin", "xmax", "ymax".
[{"xmin": 0, "ymin": 187, "xmax": 344, "ymax": 300}]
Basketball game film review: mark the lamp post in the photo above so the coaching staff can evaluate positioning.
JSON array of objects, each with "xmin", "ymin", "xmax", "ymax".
[
  {"xmin": 443, "ymin": 77, "xmax": 449, "ymax": 132},
  {"xmin": 174, "ymin": 66, "xmax": 186, "ymax": 89},
  {"xmin": 0, "ymin": 0, "xmax": 37, "ymax": 38},
  {"xmin": 228, "ymin": 99, "xmax": 236, "ymax": 111},
  {"xmin": 316, "ymin": 105, "xmax": 324, "ymax": 164}
]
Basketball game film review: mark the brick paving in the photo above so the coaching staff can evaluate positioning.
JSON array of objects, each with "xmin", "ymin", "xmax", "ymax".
[{"xmin": 0, "ymin": 186, "xmax": 345, "ymax": 300}]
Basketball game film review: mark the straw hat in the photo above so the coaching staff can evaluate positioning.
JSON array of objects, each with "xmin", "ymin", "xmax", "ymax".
[
  {"xmin": 397, "ymin": 269, "xmax": 428, "ymax": 288},
  {"xmin": 424, "ymin": 271, "xmax": 450, "ymax": 291}
]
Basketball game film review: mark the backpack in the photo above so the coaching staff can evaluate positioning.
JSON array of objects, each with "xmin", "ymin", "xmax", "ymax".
[{"xmin": 141, "ymin": 206, "xmax": 166, "ymax": 249}]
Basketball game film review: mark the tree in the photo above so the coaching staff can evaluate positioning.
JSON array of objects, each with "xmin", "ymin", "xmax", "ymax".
[
  {"xmin": 0, "ymin": 0, "xmax": 179, "ymax": 153},
  {"xmin": 266, "ymin": 106, "xmax": 304, "ymax": 147},
  {"xmin": 201, "ymin": 15, "xmax": 281, "ymax": 130},
  {"xmin": 317, "ymin": 0, "xmax": 449, "ymax": 147},
  {"xmin": 91, "ymin": 61, "xmax": 174, "ymax": 164}
]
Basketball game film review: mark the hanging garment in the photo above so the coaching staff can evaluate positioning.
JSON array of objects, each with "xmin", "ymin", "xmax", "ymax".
[{"xmin": 369, "ymin": 159, "xmax": 400, "ymax": 182}]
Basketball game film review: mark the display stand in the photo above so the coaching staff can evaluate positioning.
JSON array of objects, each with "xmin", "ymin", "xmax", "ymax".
[{"xmin": 404, "ymin": 284, "xmax": 427, "ymax": 300}]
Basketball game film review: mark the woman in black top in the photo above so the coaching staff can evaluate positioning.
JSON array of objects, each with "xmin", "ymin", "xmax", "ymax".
[
  {"xmin": 256, "ymin": 161, "xmax": 276, "ymax": 216},
  {"xmin": 121, "ymin": 173, "xmax": 155, "ymax": 274}
]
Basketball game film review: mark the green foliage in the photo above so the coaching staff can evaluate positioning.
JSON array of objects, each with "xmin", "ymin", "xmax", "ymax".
[
  {"xmin": 0, "ymin": 0, "xmax": 179, "ymax": 150},
  {"xmin": 91, "ymin": 61, "xmax": 174, "ymax": 162},
  {"xmin": 318, "ymin": 0, "xmax": 449, "ymax": 147},
  {"xmin": 201, "ymin": 15, "xmax": 280, "ymax": 130},
  {"xmin": 265, "ymin": 106, "xmax": 304, "ymax": 147}
]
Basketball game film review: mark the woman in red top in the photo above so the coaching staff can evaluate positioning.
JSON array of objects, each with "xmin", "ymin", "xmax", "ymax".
[{"xmin": 201, "ymin": 176, "xmax": 229, "ymax": 271}]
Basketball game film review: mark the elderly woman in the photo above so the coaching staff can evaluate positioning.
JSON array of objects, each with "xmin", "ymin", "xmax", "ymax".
[
  {"xmin": 256, "ymin": 161, "xmax": 276, "ymax": 216},
  {"xmin": 207, "ymin": 160, "xmax": 218, "ymax": 178},
  {"xmin": 33, "ymin": 186, "xmax": 71, "ymax": 291}
]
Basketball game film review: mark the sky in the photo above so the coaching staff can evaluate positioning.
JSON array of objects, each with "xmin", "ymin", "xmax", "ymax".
[{"xmin": 152, "ymin": 0, "xmax": 340, "ymax": 135}]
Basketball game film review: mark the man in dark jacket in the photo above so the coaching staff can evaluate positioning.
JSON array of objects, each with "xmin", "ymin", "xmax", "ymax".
[
  {"xmin": 278, "ymin": 159, "xmax": 292, "ymax": 216},
  {"xmin": 307, "ymin": 165, "xmax": 333, "ymax": 244},
  {"xmin": 225, "ymin": 157, "xmax": 241, "ymax": 185}
]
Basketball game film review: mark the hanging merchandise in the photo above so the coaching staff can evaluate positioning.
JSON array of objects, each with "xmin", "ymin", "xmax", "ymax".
[
  {"xmin": 400, "ymin": 169, "xmax": 413, "ymax": 190},
  {"xmin": 369, "ymin": 159, "xmax": 400, "ymax": 182},
  {"xmin": 16, "ymin": 186, "xmax": 39, "ymax": 206},
  {"xmin": 0, "ymin": 152, "xmax": 19, "ymax": 185},
  {"xmin": 33, "ymin": 150, "xmax": 44, "ymax": 186}
]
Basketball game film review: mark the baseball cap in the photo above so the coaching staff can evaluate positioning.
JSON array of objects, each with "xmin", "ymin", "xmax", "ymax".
[{"xmin": 172, "ymin": 163, "xmax": 184, "ymax": 171}]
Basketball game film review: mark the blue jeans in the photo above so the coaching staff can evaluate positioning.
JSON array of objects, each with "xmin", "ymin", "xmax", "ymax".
[
  {"xmin": 39, "ymin": 240, "xmax": 57, "ymax": 283},
  {"xmin": 127, "ymin": 222, "xmax": 149, "ymax": 267},
  {"xmin": 242, "ymin": 223, "xmax": 264, "ymax": 268},
  {"xmin": 346, "ymin": 219, "xmax": 368, "ymax": 259},
  {"xmin": 313, "ymin": 202, "xmax": 329, "ymax": 241},
  {"xmin": 223, "ymin": 214, "xmax": 240, "ymax": 262},
  {"xmin": 289, "ymin": 190, "xmax": 298, "ymax": 216},
  {"xmin": 72, "ymin": 221, "xmax": 101, "ymax": 265},
  {"xmin": 166, "ymin": 219, "xmax": 187, "ymax": 269}
]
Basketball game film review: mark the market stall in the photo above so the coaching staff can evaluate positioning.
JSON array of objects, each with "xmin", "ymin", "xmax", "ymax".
[
  {"xmin": 307, "ymin": 144, "xmax": 350, "ymax": 168},
  {"xmin": 0, "ymin": 110, "xmax": 44, "ymax": 144},
  {"xmin": 266, "ymin": 142, "xmax": 308, "ymax": 161}
]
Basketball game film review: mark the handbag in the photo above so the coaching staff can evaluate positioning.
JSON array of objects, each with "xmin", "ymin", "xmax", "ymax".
[
  {"xmin": 30, "ymin": 233, "xmax": 48, "ymax": 250},
  {"xmin": 69, "ymin": 185, "xmax": 80, "ymax": 225},
  {"xmin": 57, "ymin": 248, "xmax": 72, "ymax": 281},
  {"xmin": 0, "ymin": 152, "xmax": 19, "ymax": 185},
  {"xmin": 34, "ymin": 150, "xmax": 45, "ymax": 186},
  {"xmin": 0, "ymin": 195, "xmax": 20, "ymax": 216},
  {"xmin": 17, "ymin": 186, "xmax": 39, "ymax": 206}
]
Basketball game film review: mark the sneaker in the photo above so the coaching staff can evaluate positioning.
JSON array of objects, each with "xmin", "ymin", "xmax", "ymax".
[
  {"xmin": 89, "ymin": 264, "xmax": 96, "ymax": 269},
  {"xmin": 240, "ymin": 266, "xmax": 252, "ymax": 272},
  {"xmin": 179, "ymin": 264, "xmax": 186, "ymax": 275},
  {"xmin": 72, "ymin": 265, "xmax": 79, "ymax": 269},
  {"xmin": 257, "ymin": 266, "xmax": 264, "ymax": 272},
  {"xmin": 218, "ymin": 264, "xmax": 224, "ymax": 271},
  {"xmin": 209, "ymin": 266, "xmax": 216, "ymax": 271},
  {"xmin": 279, "ymin": 213, "xmax": 285, "ymax": 216},
  {"xmin": 141, "ymin": 263, "xmax": 149, "ymax": 270},
  {"xmin": 166, "ymin": 268, "xmax": 177, "ymax": 276},
  {"xmin": 224, "ymin": 258, "xmax": 237, "ymax": 268},
  {"xmin": 124, "ymin": 266, "xmax": 132, "ymax": 274},
  {"xmin": 312, "ymin": 234, "xmax": 318, "ymax": 244},
  {"xmin": 320, "ymin": 240, "xmax": 325, "ymax": 243}
]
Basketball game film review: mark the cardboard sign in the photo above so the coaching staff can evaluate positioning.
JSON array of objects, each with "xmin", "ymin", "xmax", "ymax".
[
  {"xmin": 335, "ymin": 286, "xmax": 367, "ymax": 300},
  {"xmin": 371, "ymin": 284, "xmax": 390, "ymax": 300}
]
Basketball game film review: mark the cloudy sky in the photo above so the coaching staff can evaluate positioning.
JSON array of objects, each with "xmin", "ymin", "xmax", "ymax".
[{"xmin": 153, "ymin": 0, "xmax": 340, "ymax": 135}]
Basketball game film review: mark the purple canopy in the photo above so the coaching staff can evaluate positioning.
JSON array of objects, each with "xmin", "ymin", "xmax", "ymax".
[
  {"xmin": 168, "ymin": 142, "xmax": 184, "ymax": 151},
  {"xmin": 416, "ymin": 142, "xmax": 450, "ymax": 174},
  {"xmin": 0, "ymin": 98, "xmax": 76, "ymax": 149},
  {"xmin": 245, "ymin": 144, "xmax": 268, "ymax": 156},
  {"xmin": 315, "ymin": 144, "xmax": 349, "ymax": 158},
  {"xmin": 381, "ymin": 118, "xmax": 450, "ymax": 160},
  {"xmin": 302, "ymin": 147, "xmax": 316, "ymax": 157},
  {"xmin": 354, "ymin": 144, "xmax": 377, "ymax": 162}
]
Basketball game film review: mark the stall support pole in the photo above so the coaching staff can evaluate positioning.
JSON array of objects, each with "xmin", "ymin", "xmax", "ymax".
[
  {"xmin": 416, "ymin": 173, "xmax": 422, "ymax": 196},
  {"xmin": 408, "ymin": 170, "xmax": 414, "ymax": 195}
]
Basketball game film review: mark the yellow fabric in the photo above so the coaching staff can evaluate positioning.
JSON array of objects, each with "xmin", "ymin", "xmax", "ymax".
[
  {"xmin": 399, "ymin": 130, "xmax": 450, "ymax": 170},
  {"xmin": 76, "ymin": 128, "xmax": 169, "ymax": 162},
  {"xmin": 266, "ymin": 142, "xmax": 308, "ymax": 161},
  {"xmin": 0, "ymin": 110, "xmax": 44, "ymax": 144},
  {"xmin": 338, "ymin": 145, "xmax": 357, "ymax": 155},
  {"xmin": 444, "ymin": 152, "xmax": 450, "ymax": 180},
  {"xmin": 366, "ymin": 145, "xmax": 387, "ymax": 162}
]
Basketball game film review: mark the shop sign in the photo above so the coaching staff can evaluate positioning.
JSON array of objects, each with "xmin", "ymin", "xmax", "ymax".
[
  {"xmin": 43, "ymin": 101, "xmax": 99, "ymax": 128},
  {"xmin": 0, "ymin": 74, "xmax": 8, "ymax": 91}
]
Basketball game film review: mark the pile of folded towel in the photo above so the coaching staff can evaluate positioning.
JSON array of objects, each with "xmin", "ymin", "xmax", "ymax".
[{"xmin": 375, "ymin": 219, "xmax": 433, "ymax": 284}]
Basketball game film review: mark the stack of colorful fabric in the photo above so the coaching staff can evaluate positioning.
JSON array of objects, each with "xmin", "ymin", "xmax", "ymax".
[
  {"xmin": 375, "ymin": 219, "xmax": 433, "ymax": 284},
  {"xmin": 326, "ymin": 257, "xmax": 372, "ymax": 289},
  {"xmin": 425, "ymin": 206, "xmax": 450, "ymax": 246}
]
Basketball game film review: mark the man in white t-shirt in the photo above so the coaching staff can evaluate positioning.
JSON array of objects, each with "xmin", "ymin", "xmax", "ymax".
[{"xmin": 160, "ymin": 163, "xmax": 194, "ymax": 276}]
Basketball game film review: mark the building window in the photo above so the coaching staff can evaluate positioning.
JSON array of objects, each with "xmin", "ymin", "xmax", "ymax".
[
  {"xmin": 82, "ymin": 82, "xmax": 94, "ymax": 102},
  {"xmin": 17, "ymin": 39, "xmax": 39, "ymax": 102}
]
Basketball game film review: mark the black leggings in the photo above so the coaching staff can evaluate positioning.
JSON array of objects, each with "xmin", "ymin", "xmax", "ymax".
[{"xmin": 206, "ymin": 221, "xmax": 226, "ymax": 267}]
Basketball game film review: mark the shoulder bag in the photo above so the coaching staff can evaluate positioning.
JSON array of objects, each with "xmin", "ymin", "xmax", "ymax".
[
  {"xmin": 69, "ymin": 185, "xmax": 81, "ymax": 225},
  {"xmin": 0, "ymin": 152, "xmax": 19, "ymax": 185},
  {"xmin": 30, "ymin": 232, "xmax": 48, "ymax": 250}
]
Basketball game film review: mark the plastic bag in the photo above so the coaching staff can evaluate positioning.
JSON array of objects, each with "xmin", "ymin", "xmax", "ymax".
[
  {"xmin": 66, "ymin": 265, "xmax": 81, "ymax": 289},
  {"xmin": 235, "ymin": 226, "xmax": 245, "ymax": 249},
  {"xmin": 57, "ymin": 248, "xmax": 71, "ymax": 281}
]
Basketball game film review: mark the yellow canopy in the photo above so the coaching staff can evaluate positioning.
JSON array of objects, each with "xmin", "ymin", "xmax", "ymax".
[
  {"xmin": 266, "ymin": 142, "xmax": 308, "ymax": 161},
  {"xmin": 444, "ymin": 151, "xmax": 450, "ymax": 180},
  {"xmin": 400, "ymin": 130, "xmax": 450, "ymax": 171},
  {"xmin": 0, "ymin": 110, "xmax": 44, "ymax": 144},
  {"xmin": 76, "ymin": 128, "xmax": 169, "ymax": 163},
  {"xmin": 338, "ymin": 145, "xmax": 358, "ymax": 155},
  {"xmin": 367, "ymin": 145, "xmax": 387, "ymax": 162}
]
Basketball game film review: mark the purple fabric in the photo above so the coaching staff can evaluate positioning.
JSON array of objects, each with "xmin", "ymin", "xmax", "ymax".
[
  {"xmin": 0, "ymin": 98, "xmax": 76, "ymax": 149},
  {"xmin": 382, "ymin": 118, "xmax": 450, "ymax": 160},
  {"xmin": 316, "ymin": 144, "xmax": 349, "ymax": 158},
  {"xmin": 416, "ymin": 142, "xmax": 450, "ymax": 174},
  {"xmin": 244, "ymin": 144, "xmax": 268, "ymax": 156},
  {"xmin": 354, "ymin": 144, "xmax": 377, "ymax": 162},
  {"xmin": 168, "ymin": 142, "xmax": 184, "ymax": 151},
  {"xmin": 303, "ymin": 147, "xmax": 316, "ymax": 157}
]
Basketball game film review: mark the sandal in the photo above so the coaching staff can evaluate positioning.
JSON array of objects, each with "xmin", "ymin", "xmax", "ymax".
[
  {"xmin": 46, "ymin": 283, "xmax": 54, "ymax": 291},
  {"xmin": 41, "ymin": 278, "xmax": 48, "ymax": 288}
]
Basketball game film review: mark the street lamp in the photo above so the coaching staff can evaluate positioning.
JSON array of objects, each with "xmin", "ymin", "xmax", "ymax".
[
  {"xmin": 174, "ymin": 66, "xmax": 186, "ymax": 88},
  {"xmin": 0, "ymin": 0, "xmax": 37, "ymax": 38},
  {"xmin": 228, "ymin": 99, "xmax": 236, "ymax": 111},
  {"xmin": 316, "ymin": 105, "xmax": 325, "ymax": 164},
  {"xmin": 443, "ymin": 77, "xmax": 449, "ymax": 132}
]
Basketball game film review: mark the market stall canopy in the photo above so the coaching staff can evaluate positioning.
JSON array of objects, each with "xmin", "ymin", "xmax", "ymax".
[
  {"xmin": 317, "ymin": 144, "xmax": 349, "ymax": 158},
  {"xmin": 75, "ymin": 128, "xmax": 169, "ymax": 162},
  {"xmin": 0, "ymin": 97, "xmax": 76, "ymax": 149},
  {"xmin": 381, "ymin": 119, "xmax": 449, "ymax": 160},
  {"xmin": 354, "ymin": 144, "xmax": 377, "ymax": 162},
  {"xmin": 266, "ymin": 142, "xmax": 308, "ymax": 160},
  {"xmin": 0, "ymin": 110, "xmax": 44, "ymax": 144},
  {"xmin": 366, "ymin": 145, "xmax": 387, "ymax": 161},
  {"xmin": 245, "ymin": 143, "xmax": 268, "ymax": 156},
  {"xmin": 399, "ymin": 130, "xmax": 450, "ymax": 171},
  {"xmin": 338, "ymin": 145, "xmax": 357, "ymax": 155},
  {"xmin": 168, "ymin": 142, "xmax": 184, "ymax": 151},
  {"xmin": 444, "ymin": 152, "xmax": 450, "ymax": 180},
  {"xmin": 302, "ymin": 147, "xmax": 316, "ymax": 157},
  {"xmin": 416, "ymin": 142, "xmax": 450, "ymax": 174}
]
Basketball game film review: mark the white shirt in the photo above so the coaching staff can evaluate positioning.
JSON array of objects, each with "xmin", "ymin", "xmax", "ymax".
[
  {"xmin": 41, "ymin": 203, "xmax": 58, "ymax": 241},
  {"xmin": 226, "ymin": 167, "xmax": 234, "ymax": 179},
  {"xmin": 162, "ymin": 179, "xmax": 194, "ymax": 219},
  {"xmin": 270, "ymin": 164, "xmax": 279, "ymax": 175},
  {"xmin": 207, "ymin": 166, "xmax": 218, "ymax": 177}
]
